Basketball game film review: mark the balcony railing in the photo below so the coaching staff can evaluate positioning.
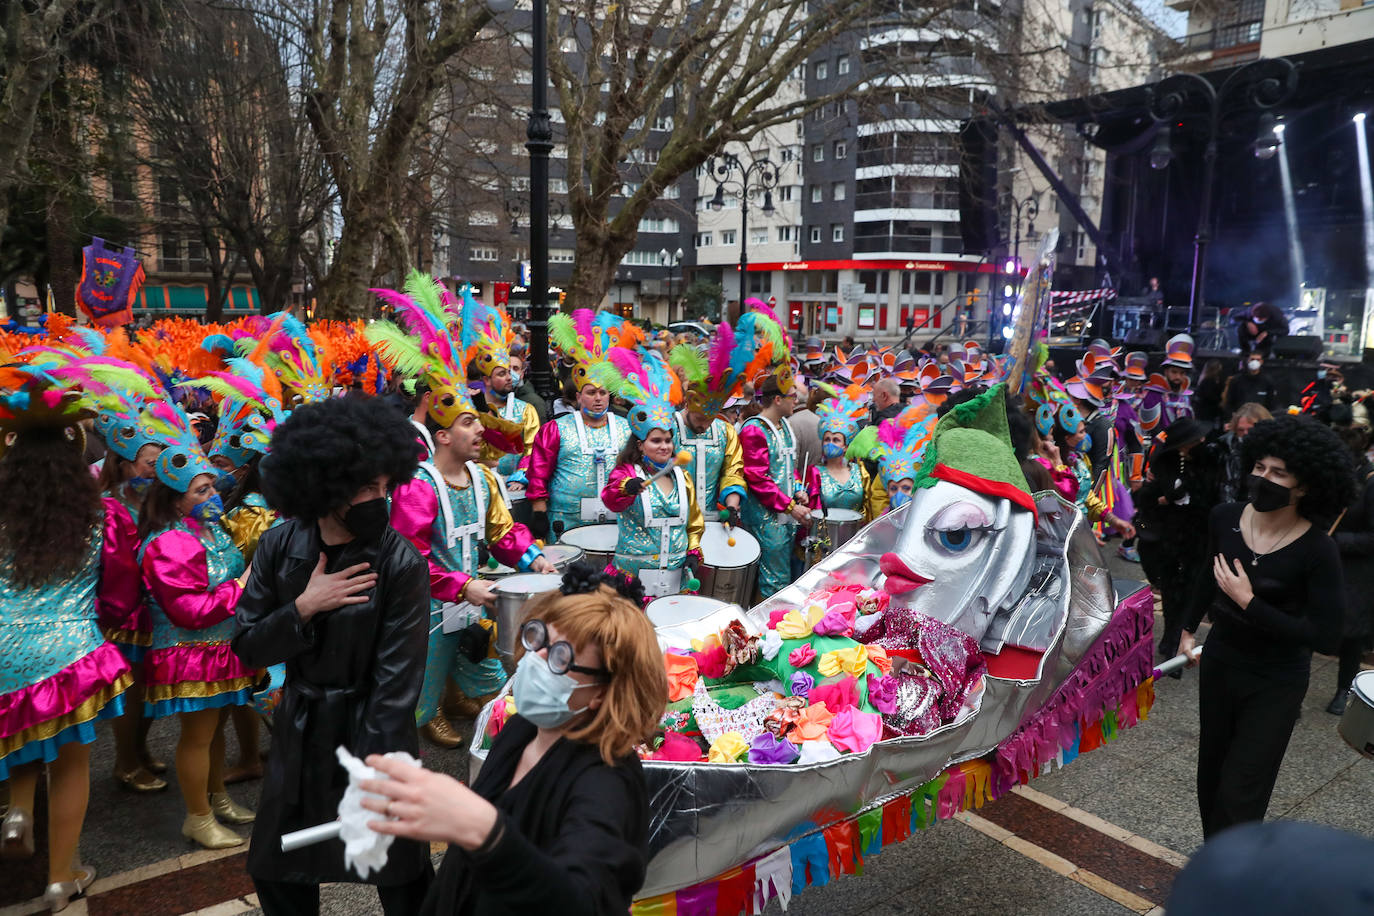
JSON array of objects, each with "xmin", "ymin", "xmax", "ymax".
[{"xmin": 853, "ymin": 234, "xmax": 964, "ymax": 254}]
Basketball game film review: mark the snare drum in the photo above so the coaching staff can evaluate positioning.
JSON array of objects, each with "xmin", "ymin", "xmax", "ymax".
[
  {"xmin": 646, "ymin": 594, "xmax": 730, "ymax": 628},
  {"xmin": 1338, "ymin": 669, "xmax": 1374, "ymax": 759},
  {"xmin": 558, "ymin": 524, "xmax": 618, "ymax": 569},
  {"xmin": 822, "ymin": 508, "xmax": 864, "ymax": 551},
  {"xmin": 493, "ymin": 573, "xmax": 563, "ymax": 667},
  {"xmin": 698, "ymin": 523, "xmax": 760, "ymax": 606},
  {"xmin": 486, "ymin": 543, "xmax": 585, "ymax": 579}
]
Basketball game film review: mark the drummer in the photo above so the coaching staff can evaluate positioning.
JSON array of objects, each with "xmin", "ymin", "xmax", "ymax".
[
  {"xmin": 366, "ymin": 276, "xmax": 554, "ymax": 748},
  {"xmin": 672, "ymin": 341, "xmax": 748, "ymax": 527},
  {"xmin": 599, "ymin": 347, "xmax": 705, "ymax": 599},
  {"xmin": 523, "ymin": 309, "xmax": 635, "ymax": 544},
  {"xmin": 805, "ymin": 385, "xmax": 885, "ymax": 523},
  {"xmin": 741, "ymin": 363, "xmax": 812, "ymax": 600}
]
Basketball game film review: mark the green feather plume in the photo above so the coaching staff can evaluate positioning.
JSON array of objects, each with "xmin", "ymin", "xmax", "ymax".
[
  {"xmin": 754, "ymin": 313, "xmax": 787, "ymax": 355},
  {"xmin": 81, "ymin": 364, "xmax": 159, "ymax": 401},
  {"xmin": 848, "ymin": 424, "xmax": 880, "ymax": 461},
  {"xmin": 549, "ymin": 313, "xmax": 579, "ymax": 355},
  {"xmin": 589, "ymin": 360, "xmax": 648, "ymax": 403},
  {"xmin": 669, "ymin": 344, "xmax": 707, "ymax": 384},
  {"xmin": 365, "ymin": 321, "xmax": 434, "ymax": 380}
]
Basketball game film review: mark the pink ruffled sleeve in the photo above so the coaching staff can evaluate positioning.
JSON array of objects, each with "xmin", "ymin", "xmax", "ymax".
[
  {"xmin": 140, "ymin": 529, "xmax": 241, "ymax": 630},
  {"xmin": 1036, "ymin": 457, "xmax": 1079, "ymax": 501},
  {"xmin": 97, "ymin": 497, "xmax": 143, "ymax": 630},
  {"xmin": 522, "ymin": 421, "xmax": 561, "ymax": 502},
  {"xmin": 739, "ymin": 422, "xmax": 793, "ymax": 513},
  {"xmin": 388, "ymin": 477, "xmax": 470, "ymax": 604},
  {"xmin": 601, "ymin": 463, "xmax": 641, "ymax": 513},
  {"xmin": 805, "ymin": 466, "xmax": 822, "ymax": 511}
]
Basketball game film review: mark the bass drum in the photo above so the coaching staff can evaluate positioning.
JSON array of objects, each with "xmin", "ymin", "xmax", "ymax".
[
  {"xmin": 698, "ymin": 523, "xmax": 760, "ymax": 606},
  {"xmin": 558, "ymin": 523, "xmax": 619, "ymax": 570}
]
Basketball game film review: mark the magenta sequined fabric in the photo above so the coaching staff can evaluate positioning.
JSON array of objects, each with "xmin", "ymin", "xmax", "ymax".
[{"xmin": 862, "ymin": 604, "xmax": 986, "ymax": 736}]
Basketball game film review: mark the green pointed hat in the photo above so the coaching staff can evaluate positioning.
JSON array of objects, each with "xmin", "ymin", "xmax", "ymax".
[{"xmin": 913, "ymin": 383, "xmax": 1036, "ymax": 515}]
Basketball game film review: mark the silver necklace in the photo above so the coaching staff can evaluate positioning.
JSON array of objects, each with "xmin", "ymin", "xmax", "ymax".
[{"xmin": 1245, "ymin": 512, "xmax": 1300, "ymax": 567}]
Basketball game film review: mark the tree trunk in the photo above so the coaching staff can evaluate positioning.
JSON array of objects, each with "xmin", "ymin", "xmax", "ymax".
[
  {"xmin": 318, "ymin": 213, "xmax": 381, "ymax": 319},
  {"xmin": 44, "ymin": 188, "xmax": 77, "ymax": 317},
  {"xmin": 566, "ymin": 221, "xmax": 639, "ymax": 313}
]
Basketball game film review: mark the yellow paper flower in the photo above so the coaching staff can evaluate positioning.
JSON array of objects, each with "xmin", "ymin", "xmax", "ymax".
[
  {"xmin": 865, "ymin": 645, "xmax": 893, "ymax": 676},
  {"xmin": 818, "ymin": 645, "xmax": 870, "ymax": 679},
  {"xmin": 776, "ymin": 606, "xmax": 824, "ymax": 641},
  {"xmin": 708, "ymin": 731, "xmax": 751, "ymax": 763}
]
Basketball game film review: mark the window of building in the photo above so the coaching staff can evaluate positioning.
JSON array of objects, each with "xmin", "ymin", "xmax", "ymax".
[
  {"xmin": 832, "ymin": 224, "xmax": 844, "ymax": 242},
  {"xmin": 662, "ymin": 184, "xmax": 680, "ymax": 199},
  {"xmin": 721, "ymin": 229, "xmax": 737, "ymax": 245},
  {"xmin": 810, "ymin": 185, "xmax": 822, "ymax": 203},
  {"xmin": 777, "ymin": 226, "xmax": 797, "ymax": 242},
  {"xmin": 812, "ymin": 144, "xmax": 824, "ymax": 162},
  {"xmin": 780, "ymin": 147, "xmax": 795, "ymax": 163},
  {"xmin": 837, "ymin": 54, "xmax": 850, "ymax": 75},
  {"xmin": 777, "ymin": 185, "xmax": 795, "ymax": 202},
  {"xmin": 653, "ymin": 115, "xmax": 673, "ymax": 131},
  {"xmin": 832, "ymin": 182, "xmax": 846, "ymax": 201},
  {"xmin": 695, "ymin": 232, "xmax": 714, "ymax": 247},
  {"xmin": 637, "ymin": 216, "xmax": 680, "ymax": 233},
  {"xmin": 470, "ymin": 247, "xmax": 499, "ymax": 261},
  {"xmin": 748, "ymin": 272, "xmax": 772, "ymax": 293},
  {"xmin": 834, "ymin": 140, "xmax": 846, "ymax": 159},
  {"xmin": 160, "ymin": 234, "xmax": 182, "ymax": 272},
  {"xmin": 621, "ymin": 182, "xmax": 641, "ymax": 197},
  {"xmin": 549, "ymin": 248, "xmax": 576, "ymax": 263},
  {"xmin": 815, "ymin": 61, "xmax": 828, "ymax": 80},
  {"xmin": 469, "ymin": 211, "xmax": 498, "ymax": 226},
  {"xmin": 809, "ymin": 225, "xmax": 821, "ymax": 243},
  {"xmin": 751, "ymin": 229, "xmax": 769, "ymax": 245},
  {"xmin": 550, "ymin": 178, "xmax": 569, "ymax": 193}
]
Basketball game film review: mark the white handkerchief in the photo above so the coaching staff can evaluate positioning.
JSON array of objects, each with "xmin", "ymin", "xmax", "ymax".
[{"xmin": 335, "ymin": 746, "xmax": 420, "ymax": 879}]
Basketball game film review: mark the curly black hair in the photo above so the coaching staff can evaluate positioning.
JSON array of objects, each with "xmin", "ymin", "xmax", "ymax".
[
  {"xmin": 559, "ymin": 560, "xmax": 647, "ymax": 606},
  {"xmin": 1241, "ymin": 415, "xmax": 1356, "ymax": 523},
  {"xmin": 260, "ymin": 397, "xmax": 419, "ymax": 522},
  {"xmin": 0, "ymin": 427, "xmax": 101, "ymax": 588}
]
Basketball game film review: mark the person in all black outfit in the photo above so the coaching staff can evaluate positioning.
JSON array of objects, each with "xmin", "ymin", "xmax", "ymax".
[
  {"xmin": 231, "ymin": 397, "xmax": 434, "ymax": 915},
  {"xmin": 360, "ymin": 566, "xmax": 668, "ymax": 915},
  {"xmin": 1328, "ymin": 424, "xmax": 1374, "ymax": 715},
  {"xmin": 1222, "ymin": 350, "xmax": 1279, "ymax": 421},
  {"xmin": 1180, "ymin": 415, "xmax": 1354, "ymax": 839}
]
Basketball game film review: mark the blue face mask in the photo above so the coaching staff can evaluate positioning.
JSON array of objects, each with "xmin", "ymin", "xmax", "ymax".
[
  {"xmin": 582, "ymin": 406, "xmax": 608, "ymax": 420},
  {"xmin": 645, "ymin": 455, "xmax": 670, "ymax": 472},
  {"xmin": 511, "ymin": 652, "xmax": 588, "ymax": 729},
  {"xmin": 1075, "ymin": 431, "xmax": 1093, "ymax": 454},
  {"xmin": 823, "ymin": 442, "xmax": 846, "ymax": 459},
  {"xmin": 1317, "ymin": 369, "xmax": 1327, "ymax": 380},
  {"xmin": 213, "ymin": 471, "xmax": 237, "ymax": 497},
  {"xmin": 510, "ymin": 371, "xmax": 523, "ymax": 388},
  {"xmin": 127, "ymin": 476, "xmax": 153, "ymax": 496},
  {"xmin": 890, "ymin": 490, "xmax": 912, "ymax": 509},
  {"xmin": 190, "ymin": 493, "xmax": 224, "ymax": 523}
]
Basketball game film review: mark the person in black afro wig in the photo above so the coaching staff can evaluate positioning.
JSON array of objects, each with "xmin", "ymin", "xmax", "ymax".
[
  {"xmin": 261, "ymin": 397, "xmax": 419, "ymax": 521},
  {"xmin": 1241, "ymin": 414, "xmax": 1355, "ymax": 526}
]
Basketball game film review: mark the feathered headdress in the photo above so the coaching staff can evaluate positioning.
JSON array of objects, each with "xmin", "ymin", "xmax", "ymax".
[
  {"xmin": 195, "ymin": 356, "xmax": 287, "ymax": 464},
  {"xmin": 591, "ymin": 345, "xmax": 683, "ymax": 440},
  {"xmin": 740, "ymin": 299, "xmax": 793, "ymax": 396},
  {"xmin": 675, "ymin": 317, "xmax": 775, "ymax": 418},
  {"xmin": 548, "ymin": 308, "xmax": 642, "ymax": 391},
  {"xmin": 871, "ymin": 402, "xmax": 938, "ymax": 486},
  {"xmin": 367, "ymin": 272, "xmax": 478, "ymax": 428},
  {"xmin": 466, "ymin": 286, "xmax": 513, "ymax": 379},
  {"xmin": 0, "ymin": 373, "xmax": 92, "ymax": 459},
  {"xmin": 817, "ymin": 384, "xmax": 871, "ymax": 441},
  {"xmin": 257, "ymin": 311, "xmax": 333, "ymax": 405},
  {"xmin": 140, "ymin": 400, "xmax": 217, "ymax": 493}
]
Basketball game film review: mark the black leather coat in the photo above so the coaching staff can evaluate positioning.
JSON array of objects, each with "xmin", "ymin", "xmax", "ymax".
[{"xmin": 231, "ymin": 519, "xmax": 431, "ymax": 885}]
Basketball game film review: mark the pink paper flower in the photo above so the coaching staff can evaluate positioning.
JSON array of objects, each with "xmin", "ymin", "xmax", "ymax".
[
  {"xmin": 788, "ymin": 643, "xmax": 817, "ymax": 668},
  {"xmin": 827, "ymin": 707, "xmax": 884, "ymax": 754}
]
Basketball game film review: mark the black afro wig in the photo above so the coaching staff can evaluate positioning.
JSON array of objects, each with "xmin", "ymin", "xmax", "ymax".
[
  {"xmin": 261, "ymin": 397, "xmax": 419, "ymax": 522},
  {"xmin": 1241, "ymin": 414, "xmax": 1356, "ymax": 523}
]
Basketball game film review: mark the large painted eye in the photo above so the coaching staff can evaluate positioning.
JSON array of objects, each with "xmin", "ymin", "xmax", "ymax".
[{"xmin": 937, "ymin": 529, "xmax": 973, "ymax": 551}]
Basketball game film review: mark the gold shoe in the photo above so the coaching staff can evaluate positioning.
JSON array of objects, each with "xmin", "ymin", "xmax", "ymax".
[
  {"xmin": 114, "ymin": 766, "xmax": 168, "ymax": 793},
  {"xmin": 141, "ymin": 754, "xmax": 168, "ymax": 775},
  {"xmin": 42, "ymin": 864, "xmax": 95, "ymax": 913},
  {"xmin": 1, "ymin": 806, "xmax": 34, "ymax": 858},
  {"xmin": 420, "ymin": 715, "xmax": 462, "ymax": 749},
  {"xmin": 209, "ymin": 791, "xmax": 256, "ymax": 824},
  {"xmin": 181, "ymin": 812, "xmax": 244, "ymax": 850}
]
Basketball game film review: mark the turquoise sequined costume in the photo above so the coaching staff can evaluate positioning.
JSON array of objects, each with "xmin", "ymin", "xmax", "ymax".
[
  {"xmin": 526, "ymin": 412, "xmax": 630, "ymax": 540},
  {"xmin": 739, "ymin": 416, "xmax": 804, "ymax": 601},
  {"xmin": 819, "ymin": 463, "xmax": 865, "ymax": 512}
]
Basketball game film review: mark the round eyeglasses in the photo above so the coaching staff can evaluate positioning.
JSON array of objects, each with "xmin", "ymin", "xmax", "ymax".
[{"xmin": 520, "ymin": 620, "xmax": 613, "ymax": 680}]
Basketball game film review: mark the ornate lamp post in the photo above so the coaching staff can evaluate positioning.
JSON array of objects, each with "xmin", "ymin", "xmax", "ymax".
[
  {"xmin": 1146, "ymin": 58, "xmax": 1298, "ymax": 333},
  {"xmin": 659, "ymin": 247, "xmax": 683, "ymax": 324},
  {"xmin": 707, "ymin": 152, "xmax": 779, "ymax": 322}
]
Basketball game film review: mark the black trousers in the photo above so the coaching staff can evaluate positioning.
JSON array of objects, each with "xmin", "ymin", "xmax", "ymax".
[
  {"xmin": 1197, "ymin": 652, "xmax": 1307, "ymax": 839},
  {"xmin": 253, "ymin": 870, "xmax": 433, "ymax": 916},
  {"xmin": 1137, "ymin": 538, "xmax": 1207, "ymax": 656}
]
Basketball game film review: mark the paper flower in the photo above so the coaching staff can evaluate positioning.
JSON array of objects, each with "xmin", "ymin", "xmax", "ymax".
[
  {"xmin": 865, "ymin": 644, "xmax": 893, "ymax": 676},
  {"xmin": 788, "ymin": 643, "xmax": 817, "ymax": 668},
  {"xmin": 855, "ymin": 588, "xmax": 889, "ymax": 615},
  {"xmin": 767, "ymin": 608, "xmax": 790, "ymax": 629},
  {"xmin": 762, "ymin": 631, "xmax": 783, "ymax": 661},
  {"xmin": 749, "ymin": 731, "xmax": 800, "ymax": 765},
  {"xmin": 791, "ymin": 702, "xmax": 836, "ymax": 742},
  {"xmin": 694, "ymin": 643, "xmax": 728, "ymax": 679},
  {"xmin": 818, "ymin": 645, "xmax": 869, "ymax": 679},
  {"xmin": 776, "ymin": 605, "xmax": 824, "ymax": 640},
  {"xmin": 663, "ymin": 653, "xmax": 700, "ymax": 702},
  {"xmin": 797, "ymin": 738, "xmax": 842, "ymax": 764},
  {"xmin": 867, "ymin": 673, "xmax": 897, "ymax": 715},
  {"xmin": 813, "ymin": 604, "xmax": 857, "ymax": 637},
  {"xmin": 827, "ymin": 707, "xmax": 884, "ymax": 754},
  {"xmin": 652, "ymin": 731, "xmax": 704, "ymax": 761},
  {"xmin": 708, "ymin": 731, "xmax": 751, "ymax": 763},
  {"xmin": 810, "ymin": 677, "xmax": 859, "ymax": 713},
  {"xmin": 789, "ymin": 670, "xmax": 814, "ymax": 699}
]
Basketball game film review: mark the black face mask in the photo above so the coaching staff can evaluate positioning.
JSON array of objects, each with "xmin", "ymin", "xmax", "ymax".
[
  {"xmin": 1248, "ymin": 474, "xmax": 1293, "ymax": 513},
  {"xmin": 343, "ymin": 497, "xmax": 391, "ymax": 543}
]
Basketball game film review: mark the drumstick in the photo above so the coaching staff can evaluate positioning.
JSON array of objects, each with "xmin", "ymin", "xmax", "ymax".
[
  {"xmin": 281, "ymin": 821, "xmax": 342, "ymax": 851},
  {"xmin": 716, "ymin": 508, "xmax": 737, "ymax": 546},
  {"xmin": 645, "ymin": 450, "xmax": 693, "ymax": 485},
  {"xmin": 1153, "ymin": 644, "xmax": 1202, "ymax": 678}
]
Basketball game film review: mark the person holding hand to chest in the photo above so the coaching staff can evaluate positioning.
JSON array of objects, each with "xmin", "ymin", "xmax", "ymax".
[
  {"xmin": 1180, "ymin": 415, "xmax": 1353, "ymax": 839},
  {"xmin": 231, "ymin": 397, "xmax": 434, "ymax": 916}
]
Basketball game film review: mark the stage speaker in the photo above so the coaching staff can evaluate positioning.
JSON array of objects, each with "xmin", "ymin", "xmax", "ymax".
[
  {"xmin": 1124, "ymin": 328, "xmax": 1164, "ymax": 349},
  {"xmin": 1270, "ymin": 335, "xmax": 1323, "ymax": 360},
  {"xmin": 958, "ymin": 118, "xmax": 999, "ymax": 255}
]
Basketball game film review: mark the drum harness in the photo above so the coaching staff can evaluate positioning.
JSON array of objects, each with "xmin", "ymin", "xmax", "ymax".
[
  {"xmin": 573, "ymin": 411, "xmax": 625, "ymax": 523},
  {"xmin": 418, "ymin": 460, "xmax": 489, "ymax": 634},
  {"xmin": 751, "ymin": 414, "xmax": 797, "ymax": 522},
  {"xmin": 675, "ymin": 413, "xmax": 719, "ymax": 513},
  {"xmin": 635, "ymin": 464, "xmax": 689, "ymax": 596}
]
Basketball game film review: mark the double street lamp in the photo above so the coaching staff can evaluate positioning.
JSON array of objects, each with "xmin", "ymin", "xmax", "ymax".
[
  {"xmin": 659, "ymin": 247, "xmax": 683, "ymax": 324},
  {"xmin": 706, "ymin": 152, "xmax": 779, "ymax": 322}
]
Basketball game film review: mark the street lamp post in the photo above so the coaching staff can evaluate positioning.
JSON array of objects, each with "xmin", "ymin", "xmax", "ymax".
[
  {"xmin": 707, "ymin": 153, "xmax": 779, "ymax": 322},
  {"xmin": 1146, "ymin": 58, "xmax": 1298, "ymax": 333},
  {"xmin": 659, "ymin": 247, "xmax": 683, "ymax": 324},
  {"xmin": 1011, "ymin": 194, "xmax": 1039, "ymax": 288},
  {"xmin": 524, "ymin": 0, "xmax": 555, "ymax": 400}
]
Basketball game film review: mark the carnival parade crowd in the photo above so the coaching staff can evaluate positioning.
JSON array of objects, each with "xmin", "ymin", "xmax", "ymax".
[{"xmin": 1, "ymin": 280, "xmax": 1370, "ymax": 914}]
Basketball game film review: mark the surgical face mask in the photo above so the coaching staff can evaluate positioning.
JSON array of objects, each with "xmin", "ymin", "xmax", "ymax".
[
  {"xmin": 343, "ymin": 496, "xmax": 391, "ymax": 544},
  {"xmin": 582, "ymin": 405, "xmax": 608, "ymax": 420},
  {"xmin": 1248, "ymin": 474, "xmax": 1294, "ymax": 513},
  {"xmin": 190, "ymin": 493, "xmax": 224, "ymax": 523},
  {"xmin": 1247, "ymin": 359, "xmax": 1262, "ymax": 372},
  {"xmin": 510, "ymin": 371, "xmax": 523, "ymax": 388},
  {"xmin": 1317, "ymin": 369, "xmax": 1327, "ymax": 380},
  {"xmin": 511, "ymin": 651, "xmax": 588, "ymax": 729},
  {"xmin": 890, "ymin": 490, "xmax": 911, "ymax": 509},
  {"xmin": 823, "ymin": 442, "xmax": 846, "ymax": 459},
  {"xmin": 1075, "ymin": 431, "xmax": 1093, "ymax": 454},
  {"xmin": 127, "ymin": 475, "xmax": 154, "ymax": 496}
]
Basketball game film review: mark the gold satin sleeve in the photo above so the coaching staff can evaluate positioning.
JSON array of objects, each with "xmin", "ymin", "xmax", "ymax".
[
  {"xmin": 479, "ymin": 465, "xmax": 516, "ymax": 543},
  {"xmin": 866, "ymin": 464, "xmax": 890, "ymax": 518},
  {"xmin": 685, "ymin": 473, "xmax": 705, "ymax": 553},
  {"xmin": 718, "ymin": 422, "xmax": 747, "ymax": 502},
  {"xmin": 1084, "ymin": 491, "xmax": 1109, "ymax": 523},
  {"xmin": 519, "ymin": 402, "xmax": 540, "ymax": 458},
  {"xmin": 223, "ymin": 506, "xmax": 277, "ymax": 563}
]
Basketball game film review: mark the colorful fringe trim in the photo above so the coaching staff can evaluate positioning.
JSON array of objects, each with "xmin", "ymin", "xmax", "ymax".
[{"xmin": 631, "ymin": 588, "xmax": 1158, "ymax": 915}]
